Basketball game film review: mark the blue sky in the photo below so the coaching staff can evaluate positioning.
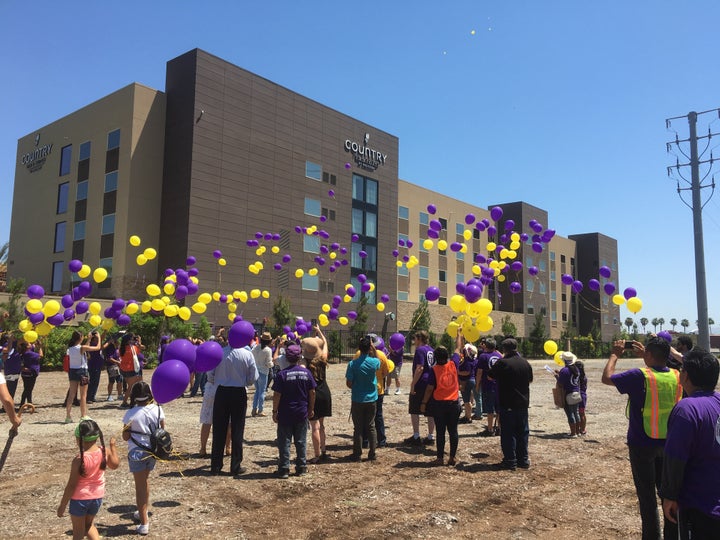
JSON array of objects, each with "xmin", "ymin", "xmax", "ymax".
[{"xmin": 1, "ymin": 1, "xmax": 718, "ymax": 331}]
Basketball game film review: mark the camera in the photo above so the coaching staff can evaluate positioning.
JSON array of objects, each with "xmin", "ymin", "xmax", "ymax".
[{"xmin": 624, "ymin": 340, "xmax": 634, "ymax": 350}]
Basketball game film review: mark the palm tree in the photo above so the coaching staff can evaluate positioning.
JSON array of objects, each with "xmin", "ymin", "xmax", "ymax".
[
  {"xmin": 658, "ymin": 318, "xmax": 665, "ymax": 331},
  {"xmin": 651, "ymin": 318, "xmax": 659, "ymax": 332},
  {"xmin": 632, "ymin": 323, "xmax": 638, "ymax": 338},
  {"xmin": 710, "ymin": 317, "xmax": 715, "ymax": 334},
  {"xmin": 681, "ymin": 319, "xmax": 689, "ymax": 333},
  {"xmin": 640, "ymin": 317, "xmax": 649, "ymax": 334},
  {"xmin": 624, "ymin": 317, "xmax": 634, "ymax": 334},
  {"xmin": 670, "ymin": 318, "xmax": 677, "ymax": 331}
]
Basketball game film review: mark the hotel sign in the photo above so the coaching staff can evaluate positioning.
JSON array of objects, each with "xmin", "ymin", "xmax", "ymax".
[
  {"xmin": 344, "ymin": 133, "xmax": 387, "ymax": 172},
  {"xmin": 20, "ymin": 133, "xmax": 53, "ymax": 173}
]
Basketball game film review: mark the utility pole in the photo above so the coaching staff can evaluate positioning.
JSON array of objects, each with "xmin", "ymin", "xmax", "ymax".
[{"xmin": 666, "ymin": 110, "xmax": 718, "ymax": 351}]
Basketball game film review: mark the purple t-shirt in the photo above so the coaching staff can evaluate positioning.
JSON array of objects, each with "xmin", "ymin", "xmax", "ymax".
[
  {"xmin": 388, "ymin": 349, "xmax": 403, "ymax": 367},
  {"xmin": 4, "ymin": 351, "xmax": 22, "ymax": 376},
  {"xmin": 558, "ymin": 366, "xmax": 581, "ymax": 394},
  {"xmin": 412, "ymin": 345, "xmax": 435, "ymax": 393},
  {"xmin": 21, "ymin": 351, "xmax": 41, "ymax": 375},
  {"xmin": 87, "ymin": 350, "xmax": 104, "ymax": 370},
  {"xmin": 273, "ymin": 365, "xmax": 317, "ymax": 425},
  {"xmin": 477, "ymin": 351, "xmax": 501, "ymax": 392},
  {"xmin": 663, "ymin": 391, "xmax": 720, "ymax": 518},
  {"xmin": 457, "ymin": 353, "xmax": 476, "ymax": 381},
  {"xmin": 611, "ymin": 366, "xmax": 672, "ymax": 447}
]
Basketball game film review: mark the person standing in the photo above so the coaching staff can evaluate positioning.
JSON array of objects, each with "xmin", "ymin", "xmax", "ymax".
[
  {"xmin": 456, "ymin": 333, "xmax": 477, "ymax": 424},
  {"xmin": 660, "ymin": 349, "xmax": 720, "ymax": 539},
  {"xmin": 118, "ymin": 334, "xmax": 142, "ymax": 409},
  {"xmin": 602, "ymin": 337, "xmax": 681, "ymax": 540},
  {"xmin": 103, "ymin": 336, "xmax": 122, "ymax": 402},
  {"xmin": 208, "ymin": 339, "xmax": 258, "ymax": 477},
  {"xmin": 557, "ymin": 352, "xmax": 583, "ymax": 438},
  {"xmin": 65, "ymin": 331, "xmax": 102, "ymax": 423},
  {"xmin": 476, "ymin": 338, "xmax": 502, "ymax": 436},
  {"xmin": 86, "ymin": 332, "xmax": 103, "ymax": 403},
  {"xmin": 272, "ymin": 344, "xmax": 316, "ymax": 478},
  {"xmin": 19, "ymin": 340, "xmax": 42, "ymax": 408},
  {"xmin": 488, "ymin": 338, "xmax": 533, "ymax": 470},
  {"xmin": 360, "ymin": 334, "xmax": 394, "ymax": 449},
  {"xmin": 386, "ymin": 345, "xmax": 403, "ymax": 395},
  {"xmin": 405, "ymin": 330, "xmax": 436, "ymax": 447},
  {"xmin": 345, "ymin": 336, "xmax": 380, "ymax": 461},
  {"xmin": 251, "ymin": 332, "xmax": 274, "ymax": 417},
  {"xmin": 304, "ymin": 327, "xmax": 332, "ymax": 463}
]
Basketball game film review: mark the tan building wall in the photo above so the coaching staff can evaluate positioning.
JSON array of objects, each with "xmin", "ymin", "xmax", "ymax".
[{"xmin": 546, "ymin": 235, "xmax": 576, "ymax": 340}]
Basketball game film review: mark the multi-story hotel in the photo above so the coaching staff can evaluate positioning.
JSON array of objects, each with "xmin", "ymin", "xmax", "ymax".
[{"xmin": 8, "ymin": 49, "xmax": 620, "ymax": 340}]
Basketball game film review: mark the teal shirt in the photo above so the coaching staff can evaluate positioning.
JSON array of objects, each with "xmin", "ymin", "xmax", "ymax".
[{"xmin": 345, "ymin": 354, "xmax": 380, "ymax": 403}]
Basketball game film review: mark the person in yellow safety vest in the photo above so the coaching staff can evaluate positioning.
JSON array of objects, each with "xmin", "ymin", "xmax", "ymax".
[{"xmin": 602, "ymin": 336, "xmax": 681, "ymax": 540}]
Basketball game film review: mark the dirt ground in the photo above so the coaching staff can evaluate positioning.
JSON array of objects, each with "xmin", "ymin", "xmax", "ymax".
[{"xmin": 0, "ymin": 358, "xmax": 650, "ymax": 539}]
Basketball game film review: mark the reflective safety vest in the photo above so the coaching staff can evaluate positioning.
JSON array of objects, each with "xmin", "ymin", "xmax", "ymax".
[
  {"xmin": 432, "ymin": 361, "xmax": 459, "ymax": 401},
  {"xmin": 641, "ymin": 368, "xmax": 681, "ymax": 439}
]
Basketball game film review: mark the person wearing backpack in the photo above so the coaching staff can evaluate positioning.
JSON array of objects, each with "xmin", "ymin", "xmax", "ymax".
[
  {"xmin": 122, "ymin": 381, "xmax": 166, "ymax": 536},
  {"xmin": 602, "ymin": 336, "xmax": 681, "ymax": 540}
]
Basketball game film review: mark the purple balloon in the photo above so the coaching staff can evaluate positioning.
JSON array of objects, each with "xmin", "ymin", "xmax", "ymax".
[
  {"xmin": 509, "ymin": 281, "xmax": 522, "ymax": 294},
  {"xmin": 75, "ymin": 301, "xmax": 89, "ymax": 315},
  {"xmin": 63, "ymin": 308, "xmax": 75, "ymax": 321},
  {"xmin": 357, "ymin": 274, "xmax": 367, "ymax": 283},
  {"xmin": 450, "ymin": 242, "xmax": 462, "ymax": 252},
  {"xmin": 541, "ymin": 229, "xmax": 556, "ymax": 242},
  {"xmin": 657, "ymin": 331, "xmax": 672, "ymax": 343},
  {"xmin": 164, "ymin": 268, "xmax": 174, "ymax": 277},
  {"xmin": 427, "ymin": 229, "xmax": 439, "ymax": 239},
  {"xmin": 351, "ymin": 234, "xmax": 360, "ymax": 242},
  {"xmin": 398, "ymin": 238, "xmax": 406, "ymax": 247},
  {"xmin": 475, "ymin": 221, "xmax": 486, "ymax": 232},
  {"xmin": 532, "ymin": 242, "xmax": 543, "ymax": 253},
  {"xmin": 345, "ymin": 162, "xmax": 352, "ymax": 169},
  {"xmin": 346, "ymin": 286, "xmax": 357, "ymax": 298},
  {"xmin": 487, "ymin": 226, "xmax": 497, "ymax": 237},
  {"xmin": 510, "ymin": 261, "xmax": 523, "ymax": 272},
  {"xmin": 195, "ymin": 341, "xmax": 224, "ymax": 372},
  {"xmin": 68, "ymin": 260, "xmax": 83, "ymax": 273},
  {"xmin": 464, "ymin": 213, "xmax": 476, "ymax": 225},
  {"xmin": 623, "ymin": 287, "xmax": 637, "ymax": 300},
  {"xmin": 273, "ymin": 263, "xmax": 282, "ymax": 271},
  {"xmin": 328, "ymin": 308, "xmax": 339, "ymax": 320},
  {"xmin": 359, "ymin": 250, "xmax": 367, "ymax": 259},
  {"xmin": 603, "ymin": 282, "xmax": 616, "ymax": 295},
  {"xmin": 213, "ymin": 250, "xmax": 222, "ymax": 259},
  {"xmin": 599, "ymin": 266, "xmax": 612, "ymax": 278},
  {"xmin": 425, "ymin": 286, "xmax": 441, "ymax": 302},
  {"xmin": 29, "ymin": 312, "xmax": 44, "ymax": 325},
  {"xmin": 427, "ymin": 204, "xmax": 437, "ymax": 215},
  {"xmin": 186, "ymin": 256, "xmax": 196, "ymax": 266},
  {"xmin": 389, "ymin": 333, "xmax": 405, "ymax": 352},
  {"xmin": 520, "ymin": 233, "xmax": 529, "ymax": 242},
  {"xmin": 347, "ymin": 311, "xmax": 357, "ymax": 320},
  {"xmin": 429, "ymin": 219, "xmax": 442, "ymax": 231},
  {"xmin": 164, "ymin": 338, "xmax": 197, "ymax": 373},
  {"xmin": 380, "ymin": 294, "xmax": 390, "ymax": 303},
  {"xmin": 528, "ymin": 266, "xmax": 539, "ymax": 276},
  {"xmin": 361, "ymin": 282, "xmax": 371, "ymax": 293},
  {"xmin": 490, "ymin": 206, "xmax": 503, "ymax": 222},
  {"xmin": 47, "ymin": 313, "xmax": 64, "ymax": 326},
  {"xmin": 504, "ymin": 219, "xmax": 515, "ymax": 231},
  {"xmin": 112, "ymin": 298, "xmax": 126, "ymax": 310},
  {"xmin": 282, "ymin": 254, "xmax": 292, "ymax": 263},
  {"xmin": 78, "ymin": 281, "xmax": 93, "ymax": 297},
  {"xmin": 175, "ymin": 285, "xmax": 188, "ymax": 300},
  {"xmin": 588, "ymin": 279, "xmax": 600, "ymax": 291},
  {"xmin": 72, "ymin": 287, "xmax": 82, "ymax": 301},
  {"xmin": 187, "ymin": 282, "xmax": 199, "ymax": 295},
  {"xmin": 228, "ymin": 321, "xmax": 255, "ymax": 348},
  {"xmin": 561, "ymin": 274, "xmax": 574, "ymax": 286},
  {"xmin": 151, "ymin": 360, "xmax": 190, "ymax": 404},
  {"xmin": 464, "ymin": 284, "xmax": 483, "ymax": 303},
  {"xmin": 456, "ymin": 282, "xmax": 466, "ymax": 294},
  {"xmin": 26, "ymin": 284, "xmax": 45, "ymax": 299},
  {"xmin": 474, "ymin": 254, "xmax": 486, "ymax": 264},
  {"xmin": 61, "ymin": 294, "xmax": 74, "ymax": 308},
  {"xmin": 532, "ymin": 222, "xmax": 543, "ymax": 233},
  {"xmin": 117, "ymin": 314, "xmax": 131, "ymax": 326},
  {"xmin": 406, "ymin": 239, "xmax": 413, "ymax": 248},
  {"xmin": 572, "ymin": 280, "xmax": 584, "ymax": 294}
]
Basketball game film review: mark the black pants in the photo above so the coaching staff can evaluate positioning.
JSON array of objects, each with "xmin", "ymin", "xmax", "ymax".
[
  {"xmin": 212, "ymin": 386, "xmax": 247, "ymax": 474},
  {"xmin": 628, "ymin": 444, "xmax": 678, "ymax": 540},
  {"xmin": 6, "ymin": 378, "xmax": 18, "ymax": 399},
  {"xmin": 20, "ymin": 374, "xmax": 37, "ymax": 405},
  {"xmin": 87, "ymin": 368, "xmax": 102, "ymax": 401},
  {"xmin": 680, "ymin": 507, "xmax": 720, "ymax": 540},
  {"xmin": 433, "ymin": 400, "xmax": 461, "ymax": 460}
]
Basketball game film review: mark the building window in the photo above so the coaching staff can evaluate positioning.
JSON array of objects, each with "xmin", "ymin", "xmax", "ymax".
[
  {"xmin": 363, "ymin": 245, "xmax": 377, "ymax": 272},
  {"xmin": 365, "ymin": 179, "xmax": 378, "ymax": 205},
  {"xmin": 99, "ymin": 257, "xmax": 112, "ymax": 278},
  {"xmin": 457, "ymin": 251, "xmax": 464, "ymax": 260},
  {"xmin": 54, "ymin": 222, "xmax": 66, "ymax": 253},
  {"xmin": 550, "ymin": 251, "xmax": 556, "ymax": 262},
  {"xmin": 551, "ymin": 291, "xmax": 557, "ymax": 301},
  {"xmin": 304, "ymin": 197, "xmax": 321, "ymax": 217},
  {"xmin": 302, "ymin": 274, "xmax": 319, "ymax": 291},
  {"xmin": 419, "ymin": 240, "xmax": 428, "ymax": 253},
  {"xmin": 57, "ymin": 182, "xmax": 69, "ymax": 214},
  {"xmin": 398, "ymin": 234, "xmax": 408, "ymax": 246},
  {"xmin": 419, "ymin": 212, "xmax": 429, "ymax": 225},
  {"xmin": 550, "ymin": 271, "xmax": 556, "ymax": 282},
  {"xmin": 105, "ymin": 171, "xmax": 118, "ymax": 192},
  {"xmin": 303, "ymin": 235, "xmax": 320, "ymax": 254},
  {"xmin": 321, "ymin": 171, "xmax": 337, "ymax": 185},
  {"xmin": 439, "ymin": 297, "xmax": 448, "ymax": 306},
  {"xmin": 320, "ymin": 280, "xmax": 335, "ymax": 293},
  {"xmin": 51, "ymin": 261, "xmax": 64, "ymax": 292},
  {"xmin": 561, "ymin": 254, "xmax": 566, "ymax": 263},
  {"xmin": 527, "ymin": 305, "xmax": 535, "ymax": 315},
  {"xmin": 526, "ymin": 256, "xmax": 534, "ymax": 268},
  {"xmin": 102, "ymin": 214, "xmax": 115, "ymax": 235},
  {"xmin": 539, "ymin": 282, "xmax": 546, "ymax": 294},
  {"xmin": 419, "ymin": 266, "xmax": 429, "ymax": 280},
  {"xmin": 397, "ymin": 264, "xmax": 408, "ymax": 277},
  {"xmin": 562, "ymin": 313, "xmax": 568, "ymax": 322},
  {"xmin": 305, "ymin": 161, "xmax": 321, "ymax": 181},
  {"xmin": 473, "ymin": 228, "xmax": 480, "ymax": 240},
  {"xmin": 551, "ymin": 310, "xmax": 557, "ymax": 321},
  {"xmin": 439, "ymin": 270, "xmax": 446, "ymax": 282},
  {"xmin": 73, "ymin": 221, "xmax": 86, "ymax": 241},
  {"xmin": 79, "ymin": 141, "xmax": 91, "ymax": 161},
  {"xmin": 76, "ymin": 180, "xmax": 88, "ymax": 201},
  {"xmin": 456, "ymin": 223, "xmax": 464, "ymax": 235},
  {"xmin": 352, "ymin": 209, "xmax": 364, "ymax": 235},
  {"xmin": 397, "ymin": 291, "xmax": 409, "ymax": 301},
  {"xmin": 526, "ymin": 280, "xmax": 534, "ymax": 292},
  {"xmin": 398, "ymin": 206, "xmax": 409, "ymax": 220},
  {"xmin": 439, "ymin": 218, "xmax": 447, "ymax": 230},
  {"xmin": 321, "ymin": 208, "xmax": 336, "ymax": 221},
  {"xmin": 352, "ymin": 175, "xmax": 364, "ymax": 200},
  {"xmin": 456, "ymin": 273, "xmax": 464, "ymax": 284},
  {"xmin": 365, "ymin": 212, "xmax": 377, "ymax": 238},
  {"xmin": 539, "ymin": 259, "xmax": 546, "ymax": 271},
  {"xmin": 562, "ymin": 293, "xmax": 567, "ymax": 302},
  {"xmin": 107, "ymin": 129, "xmax": 121, "ymax": 150},
  {"xmin": 59, "ymin": 145, "xmax": 72, "ymax": 176}
]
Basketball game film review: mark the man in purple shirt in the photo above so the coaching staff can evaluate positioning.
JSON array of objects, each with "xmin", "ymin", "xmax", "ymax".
[
  {"xmin": 476, "ymin": 338, "xmax": 502, "ymax": 436},
  {"xmin": 405, "ymin": 331, "xmax": 436, "ymax": 447},
  {"xmin": 661, "ymin": 349, "xmax": 720, "ymax": 539},
  {"xmin": 602, "ymin": 337, "xmax": 680, "ymax": 540},
  {"xmin": 272, "ymin": 344, "xmax": 316, "ymax": 479}
]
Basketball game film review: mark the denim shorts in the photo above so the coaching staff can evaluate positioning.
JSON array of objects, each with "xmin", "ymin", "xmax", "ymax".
[
  {"xmin": 128, "ymin": 447, "xmax": 156, "ymax": 473},
  {"xmin": 69, "ymin": 497, "xmax": 102, "ymax": 516},
  {"xmin": 482, "ymin": 389, "xmax": 498, "ymax": 414},
  {"xmin": 460, "ymin": 379, "xmax": 475, "ymax": 403},
  {"xmin": 120, "ymin": 369, "xmax": 140, "ymax": 379},
  {"xmin": 68, "ymin": 368, "xmax": 89, "ymax": 382}
]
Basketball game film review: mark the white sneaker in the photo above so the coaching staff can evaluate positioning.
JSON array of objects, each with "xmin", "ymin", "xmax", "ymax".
[
  {"xmin": 136, "ymin": 523, "xmax": 149, "ymax": 535},
  {"xmin": 394, "ymin": 388, "xmax": 401, "ymax": 395},
  {"xmin": 133, "ymin": 510, "xmax": 140, "ymax": 521},
  {"xmin": 107, "ymin": 395, "xmax": 116, "ymax": 402}
]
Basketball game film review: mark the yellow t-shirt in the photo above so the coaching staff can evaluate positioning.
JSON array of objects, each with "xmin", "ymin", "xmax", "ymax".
[{"xmin": 352, "ymin": 349, "xmax": 395, "ymax": 395}]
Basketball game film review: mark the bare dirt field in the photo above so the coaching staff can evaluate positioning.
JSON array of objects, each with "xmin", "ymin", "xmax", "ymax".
[{"xmin": 1, "ymin": 358, "xmax": 649, "ymax": 539}]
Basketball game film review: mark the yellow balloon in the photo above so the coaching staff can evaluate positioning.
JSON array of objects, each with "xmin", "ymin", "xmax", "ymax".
[
  {"xmin": 446, "ymin": 321, "xmax": 459, "ymax": 338},
  {"xmin": 406, "ymin": 261, "xmax": 416, "ymax": 269},
  {"xmin": 510, "ymin": 233, "xmax": 520, "ymax": 242},
  {"xmin": 508, "ymin": 250, "xmax": 517, "ymax": 260},
  {"xmin": 189, "ymin": 276, "xmax": 199, "ymax": 285},
  {"xmin": 166, "ymin": 274, "xmax": 177, "ymax": 282},
  {"xmin": 271, "ymin": 246, "xmax": 280, "ymax": 254},
  {"xmin": 198, "ymin": 293, "xmax": 212, "ymax": 304},
  {"xmin": 343, "ymin": 295, "xmax": 352, "ymax": 303},
  {"xmin": 36, "ymin": 321, "xmax": 53, "ymax": 336},
  {"xmin": 141, "ymin": 301, "xmax": 152, "ymax": 313},
  {"xmin": 89, "ymin": 302, "xmax": 102, "ymax": 316},
  {"xmin": 146, "ymin": 284, "xmax": 161, "ymax": 297},
  {"xmin": 233, "ymin": 290, "xmax": 242, "ymax": 299},
  {"xmin": 23, "ymin": 330, "xmax": 38, "ymax": 343},
  {"xmin": 192, "ymin": 302, "xmax": 207, "ymax": 314},
  {"xmin": 396, "ymin": 261, "xmax": 403, "ymax": 268},
  {"xmin": 486, "ymin": 242, "xmax": 497, "ymax": 252},
  {"xmin": 212, "ymin": 292, "xmax": 221, "ymax": 302},
  {"xmin": 295, "ymin": 269, "xmax": 304, "ymax": 278},
  {"xmin": 498, "ymin": 261, "xmax": 507, "ymax": 270},
  {"xmin": 309, "ymin": 268, "xmax": 318, "ymax": 276},
  {"xmin": 89, "ymin": 314, "xmax": 102, "ymax": 327},
  {"xmin": 322, "ymin": 304, "xmax": 330, "ymax": 313},
  {"xmin": 489, "ymin": 260, "xmax": 499, "ymax": 269},
  {"xmin": 26, "ymin": 299, "xmax": 43, "ymax": 314},
  {"xmin": 227, "ymin": 302, "xmax": 237, "ymax": 313},
  {"xmin": 18, "ymin": 319, "xmax": 33, "ymax": 332},
  {"xmin": 238, "ymin": 291, "xmax": 248, "ymax": 303},
  {"xmin": 93, "ymin": 267, "xmax": 108, "ymax": 283},
  {"xmin": 464, "ymin": 324, "xmax": 481, "ymax": 343},
  {"xmin": 102, "ymin": 318, "xmax": 115, "ymax": 331},
  {"xmin": 262, "ymin": 290, "xmax": 270, "ymax": 299},
  {"xmin": 423, "ymin": 239, "xmax": 434, "ymax": 250},
  {"xmin": 543, "ymin": 340, "xmax": 558, "ymax": 356},
  {"xmin": 163, "ymin": 283, "xmax": 176, "ymax": 295},
  {"xmin": 460, "ymin": 244, "xmax": 468, "ymax": 253},
  {"xmin": 612, "ymin": 294, "xmax": 626, "ymax": 306},
  {"xmin": 554, "ymin": 351, "xmax": 565, "ymax": 367},
  {"xmin": 437, "ymin": 240, "xmax": 448, "ymax": 251},
  {"xmin": 477, "ymin": 315, "xmax": 493, "ymax": 332},
  {"xmin": 318, "ymin": 314, "xmax": 329, "ymax": 327},
  {"xmin": 472, "ymin": 264, "xmax": 481, "ymax": 275},
  {"xmin": 339, "ymin": 316, "xmax": 349, "ymax": 326},
  {"xmin": 129, "ymin": 235, "xmax": 141, "ymax": 247},
  {"xmin": 250, "ymin": 289, "xmax": 261, "ymax": 299},
  {"xmin": 126, "ymin": 303, "xmax": 139, "ymax": 315},
  {"xmin": 228, "ymin": 312, "xmax": 237, "ymax": 322},
  {"xmin": 500, "ymin": 249, "xmax": 509, "ymax": 259},
  {"xmin": 376, "ymin": 302, "xmax": 386, "ymax": 312},
  {"xmin": 218, "ymin": 258, "xmax": 227, "ymax": 266},
  {"xmin": 42, "ymin": 300, "xmax": 61, "ymax": 317},
  {"xmin": 466, "ymin": 301, "xmax": 482, "ymax": 318},
  {"xmin": 463, "ymin": 229, "xmax": 472, "ymax": 241},
  {"xmin": 248, "ymin": 264, "xmax": 258, "ymax": 274},
  {"xmin": 151, "ymin": 299, "xmax": 165, "ymax": 312},
  {"xmin": 136, "ymin": 254, "xmax": 148, "ymax": 266},
  {"xmin": 368, "ymin": 283, "xmax": 375, "ymax": 292},
  {"xmin": 510, "ymin": 241, "xmax": 521, "ymax": 250},
  {"xmin": 164, "ymin": 304, "xmax": 179, "ymax": 318},
  {"xmin": 329, "ymin": 252, "xmax": 337, "ymax": 260},
  {"xmin": 143, "ymin": 247, "xmax": 157, "ymax": 260},
  {"xmin": 497, "ymin": 275, "xmax": 506, "ymax": 282},
  {"xmin": 255, "ymin": 247, "xmax": 264, "ymax": 257},
  {"xmin": 178, "ymin": 306, "xmax": 192, "ymax": 321},
  {"xmin": 449, "ymin": 294, "xmax": 467, "ymax": 314},
  {"xmin": 78, "ymin": 265, "xmax": 91, "ymax": 278},
  {"xmin": 627, "ymin": 297, "xmax": 643, "ymax": 314},
  {"xmin": 255, "ymin": 261, "xmax": 264, "ymax": 271}
]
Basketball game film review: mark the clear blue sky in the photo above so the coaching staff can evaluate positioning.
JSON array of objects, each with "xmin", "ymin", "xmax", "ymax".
[{"xmin": 1, "ymin": 1, "xmax": 718, "ymax": 332}]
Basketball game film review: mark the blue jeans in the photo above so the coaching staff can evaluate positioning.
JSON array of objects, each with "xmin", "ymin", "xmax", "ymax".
[
  {"xmin": 253, "ymin": 372, "xmax": 268, "ymax": 412},
  {"xmin": 190, "ymin": 371, "xmax": 207, "ymax": 397},
  {"xmin": 564, "ymin": 403, "xmax": 581, "ymax": 424},
  {"xmin": 473, "ymin": 386, "xmax": 483, "ymax": 416},
  {"xmin": 277, "ymin": 420, "xmax": 308, "ymax": 472},
  {"xmin": 498, "ymin": 408, "xmax": 529, "ymax": 467}
]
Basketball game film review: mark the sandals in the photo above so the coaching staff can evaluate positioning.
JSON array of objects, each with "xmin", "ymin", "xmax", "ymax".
[{"xmin": 308, "ymin": 456, "xmax": 321, "ymax": 464}]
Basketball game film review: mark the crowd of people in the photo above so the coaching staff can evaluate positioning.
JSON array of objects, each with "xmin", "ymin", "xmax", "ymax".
[{"xmin": 1, "ymin": 327, "xmax": 719, "ymax": 538}]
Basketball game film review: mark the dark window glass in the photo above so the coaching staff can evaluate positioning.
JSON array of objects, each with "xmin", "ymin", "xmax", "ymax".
[
  {"xmin": 107, "ymin": 129, "xmax": 120, "ymax": 150},
  {"xmin": 72, "ymin": 240, "xmax": 84, "ymax": 260},
  {"xmin": 105, "ymin": 147, "xmax": 119, "ymax": 173},
  {"xmin": 54, "ymin": 222, "xmax": 66, "ymax": 253},
  {"xmin": 59, "ymin": 145, "xmax": 72, "ymax": 176},
  {"xmin": 79, "ymin": 141, "xmax": 91, "ymax": 161},
  {"xmin": 103, "ymin": 190, "xmax": 116, "ymax": 215},
  {"xmin": 438, "ymin": 297, "xmax": 447, "ymax": 306},
  {"xmin": 74, "ymin": 199, "xmax": 87, "ymax": 222},
  {"xmin": 77, "ymin": 159, "xmax": 89, "ymax": 182},
  {"xmin": 57, "ymin": 182, "xmax": 69, "ymax": 214},
  {"xmin": 99, "ymin": 257, "xmax": 112, "ymax": 277},
  {"xmin": 51, "ymin": 261, "xmax": 64, "ymax": 292},
  {"xmin": 352, "ymin": 175, "xmax": 364, "ymax": 200},
  {"xmin": 100, "ymin": 235, "xmax": 114, "ymax": 259},
  {"xmin": 439, "ymin": 218, "xmax": 447, "ymax": 230}
]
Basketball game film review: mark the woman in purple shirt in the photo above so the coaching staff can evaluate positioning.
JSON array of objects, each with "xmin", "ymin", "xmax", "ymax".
[
  {"xmin": 557, "ymin": 352, "xmax": 582, "ymax": 437},
  {"xmin": 19, "ymin": 340, "xmax": 42, "ymax": 407}
]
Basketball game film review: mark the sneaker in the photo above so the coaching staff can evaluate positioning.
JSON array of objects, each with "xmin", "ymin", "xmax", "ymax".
[
  {"xmin": 493, "ymin": 461, "xmax": 516, "ymax": 471},
  {"xmin": 276, "ymin": 469, "xmax": 290, "ymax": 479},
  {"xmin": 422, "ymin": 436, "xmax": 435, "ymax": 445},
  {"xmin": 394, "ymin": 388, "xmax": 401, "ymax": 395},
  {"xmin": 493, "ymin": 427, "xmax": 501, "ymax": 436},
  {"xmin": 63, "ymin": 417, "xmax": 73, "ymax": 424},
  {"xmin": 518, "ymin": 461, "xmax": 531, "ymax": 469},
  {"xmin": 319, "ymin": 452, "xmax": 331, "ymax": 462},
  {"xmin": 296, "ymin": 466, "xmax": 308, "ymax": 476},
  {"xmin": 136, "ymin": 523, "xmax": 149, "ymax": 535},
  {"xmin": 403, "ymin": 435, "xmax": 423, "ymax": 447},
  {"xmin": 106, "ymin": 396, "xmax": 116, "ymax": 402},
  {"xmin": 231, "ymin": 466, "xmax": 247, "ymax": 476},
  {"xmin": 345, "ymin": 453, "xmax": 361, "ymax": 462}
]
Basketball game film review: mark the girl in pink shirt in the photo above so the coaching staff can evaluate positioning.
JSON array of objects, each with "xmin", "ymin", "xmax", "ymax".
[{"xmin": 57, "ymin": 419, "xmax": 119, "ymax": 540}]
